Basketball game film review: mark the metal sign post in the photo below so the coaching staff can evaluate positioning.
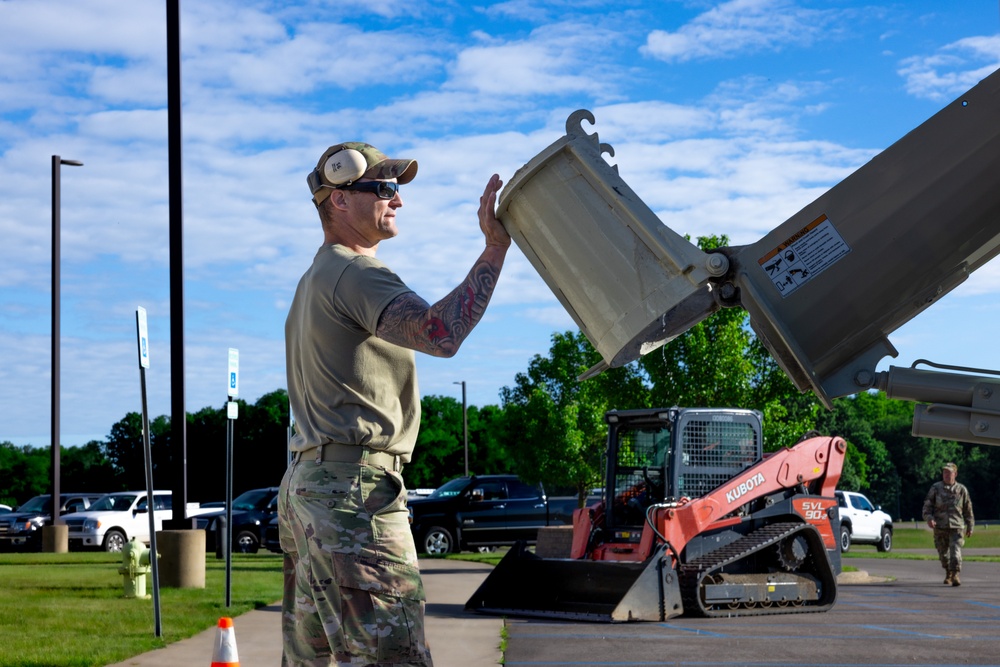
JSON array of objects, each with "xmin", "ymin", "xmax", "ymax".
[
  {"xmin": 135, "ymin": 307, "xmax": 162, "ymax": 637},
  {"xmin": 225, "ymin": 348, "xmax": 239, "ymax": 607}
]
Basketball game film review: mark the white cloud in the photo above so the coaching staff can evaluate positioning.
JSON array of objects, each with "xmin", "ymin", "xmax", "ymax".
[
  {"xmin": 577, "ymin": 101, "xmax": 715, "ymax": 142},
  {"xmin": 898, "ymin": 35, "xmax": 1000, "ymax": 102},
  {"xmin": 577, "ymin": 91, "xmax": 877, "ymax": 246},
  {"xmin": 642, "ymin": 0, "xmax": 842, "ymax": 63},
  {"xmin": 283, "ymin": 0, "xmax": 423, "ymax": 21},
  {"xmin": 89, "ymin": 64, "xmax": 169, "ymax": 105},
  {"xmin": 0, "ymin": 0, "xmax": 164, "ymax": 57},
  {"xmin": 4, "ymin": 0, "xmax": 1000, "ymax": 444},
  {"xmin": 182, "ymin": 19, "xmax": 447, "ymax": 97},
  {"xmin": 445, "ymin": 21, "xmax": 627, "ymax": 101}
]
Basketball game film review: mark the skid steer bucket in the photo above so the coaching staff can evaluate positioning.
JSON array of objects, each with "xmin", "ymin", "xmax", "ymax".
[{"xmin": 464, "ymin": 542, "xmax": 684, "ymax": 622}]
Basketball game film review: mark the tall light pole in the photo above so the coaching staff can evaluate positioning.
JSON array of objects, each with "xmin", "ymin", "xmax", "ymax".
[
  {"xmin": 165, "ymin": 0, "xmax": 192, "ymax": 529},
  {"xmin": 50, "ymin": 155, "xmax": 82, "ymax": 550},
  {"xmin": 454, "ymin": 381, "xmax": 468, "ymax": 476}
]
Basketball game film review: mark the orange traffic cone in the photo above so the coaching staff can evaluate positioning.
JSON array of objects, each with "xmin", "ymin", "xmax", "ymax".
[{"xmin": 210, "ymin": 617, "xmax": 240, "ymax": 667}]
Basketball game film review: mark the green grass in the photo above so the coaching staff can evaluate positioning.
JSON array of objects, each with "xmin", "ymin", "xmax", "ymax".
[
  {"xmin": 498, "ymin": 621, "xmax": 510, "ymax": 663},
  {"xmin": 0, "ymin": 551, "xmax": 284, "ymax": 667},
  {"xmin": 432, "ymin": 551, "xmax": 507, "ymax": 566},
  {"xmin": 842, "ymin": 525, "xmax": 1000, "ymax": 561},
  {"xmin": 0, "ymin": 550, "xmax": 497, "ymax": 667},
  {"xmin": 1, "ymin": 530, "xmax": 996, "ymax": 667}
]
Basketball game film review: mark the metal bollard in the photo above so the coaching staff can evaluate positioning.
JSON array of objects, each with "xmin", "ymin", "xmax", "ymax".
[{"xmin": 215, "ymin": 514, "xmax": 228, "ymax": 560}]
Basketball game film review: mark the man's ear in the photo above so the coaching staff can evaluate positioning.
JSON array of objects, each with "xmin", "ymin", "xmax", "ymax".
[{"xmin": 327, "ymin": 188, "xmax": 351, "ymax": 211}]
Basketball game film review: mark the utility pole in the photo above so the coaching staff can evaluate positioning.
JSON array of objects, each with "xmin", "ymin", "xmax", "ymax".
[
  {"xmin": 454, "ymin": 381, "xmax": 468, "ymax": 476},
  {"xmin": 165, "ymin": 0, "xmax": 192, "ymax": 528}
]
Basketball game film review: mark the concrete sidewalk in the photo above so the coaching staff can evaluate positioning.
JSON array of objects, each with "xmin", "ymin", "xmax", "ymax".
[{"xmin": 106, "ymin": 559, "xmax": 501, "ymax": 667}]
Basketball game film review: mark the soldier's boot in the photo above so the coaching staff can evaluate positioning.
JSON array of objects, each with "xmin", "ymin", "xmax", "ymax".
[
  {"xmin": 943, "ymin": 570, "xmax": 954, "ymax": 585},
  {"xmin": 952, "ymin": 571, "xmax": 961, "ymax": 586}
]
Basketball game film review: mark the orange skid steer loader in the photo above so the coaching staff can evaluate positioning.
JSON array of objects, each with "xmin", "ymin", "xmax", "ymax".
[{"xmin": 465, "ymin": 407, "xmax": 846, "ymax": 622}]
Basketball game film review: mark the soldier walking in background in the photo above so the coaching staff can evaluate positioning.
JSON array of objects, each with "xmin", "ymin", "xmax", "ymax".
[{"xmin": 922, "ymin": 462, "xmax": 974, "ymax": 586}]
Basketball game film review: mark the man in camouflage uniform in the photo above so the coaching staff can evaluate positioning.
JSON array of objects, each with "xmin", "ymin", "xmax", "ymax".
[
  {"xmin": 279, "ymin": 143, "xmax": 509, "ymax": 666},
  {"xmin": 922, "ymin": 462, "xmax": 974, "ymax": 586}
]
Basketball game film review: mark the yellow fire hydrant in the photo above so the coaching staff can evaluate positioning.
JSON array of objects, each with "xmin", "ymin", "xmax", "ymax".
[{"xmin": 119, "ymin": 536, "xmax": 155, "ymax": 599}]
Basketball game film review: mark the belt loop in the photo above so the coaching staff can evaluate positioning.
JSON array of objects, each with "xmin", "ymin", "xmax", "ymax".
[
  {"xmin": 315, "ymin": 444, "xmax": 324, "ymax": 465},
  {"xmin": 394, "ymin": 455, "xmax": 401, "ymax": 472}
]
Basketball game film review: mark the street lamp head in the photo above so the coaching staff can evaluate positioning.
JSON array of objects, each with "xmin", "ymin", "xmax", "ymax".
[{"xmin": 60, "ymin": 159, "xmax": 83, "ymax": 167}]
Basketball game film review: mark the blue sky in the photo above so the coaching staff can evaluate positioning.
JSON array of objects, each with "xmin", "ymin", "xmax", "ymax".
[{"xmin": 2, "ymin": 0, "xmax": 999, "ymax": 447}]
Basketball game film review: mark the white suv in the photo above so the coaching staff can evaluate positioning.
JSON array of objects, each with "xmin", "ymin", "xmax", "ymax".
[{"xmin": 835, "ymin": 490, "xmax": 893, "ymax": 553}]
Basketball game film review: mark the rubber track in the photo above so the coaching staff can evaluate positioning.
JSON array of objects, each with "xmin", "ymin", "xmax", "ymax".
[{"xmin": 678, "ymin": 521, "xmax": 837, "ymax": 618}]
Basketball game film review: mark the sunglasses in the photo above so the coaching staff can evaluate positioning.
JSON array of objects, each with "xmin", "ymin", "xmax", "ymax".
[{"xmin": 339, "ymin": 180, "xmax": 400, "ymax": 199}]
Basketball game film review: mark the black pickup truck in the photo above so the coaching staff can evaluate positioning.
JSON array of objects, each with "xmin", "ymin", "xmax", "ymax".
[{"xmin": 408, "ymin": 474, "xmax": 580, "ymax": 555}]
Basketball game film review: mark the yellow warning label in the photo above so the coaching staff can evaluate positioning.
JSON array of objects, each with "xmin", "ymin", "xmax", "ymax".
[{"xmin": 758, "ymin": 214, "xmax": 850, "ymax": 297}]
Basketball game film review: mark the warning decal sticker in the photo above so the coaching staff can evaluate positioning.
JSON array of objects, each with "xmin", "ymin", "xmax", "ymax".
[{"xmin": 758, "ymin": 214, "xmax": 850, "ymax": 298}]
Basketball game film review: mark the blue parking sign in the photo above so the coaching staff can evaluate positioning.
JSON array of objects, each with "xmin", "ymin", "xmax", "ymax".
[{"xmin": 227, "ymin": 348, "xmax": 239, "ymax": 397}]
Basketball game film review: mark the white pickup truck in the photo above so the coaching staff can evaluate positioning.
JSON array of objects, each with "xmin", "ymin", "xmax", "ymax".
[
  {"xmin": 63, "ymin": 490, "xmax": 215, "ymax": 552},
  {"xmin": 836, "ymin": 490, "xmax": 893, "ymax": 553}
]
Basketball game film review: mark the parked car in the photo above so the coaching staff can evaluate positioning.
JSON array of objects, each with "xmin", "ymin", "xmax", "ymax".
[
  {"xmin": 407, "ymin": 475, "xmax": 560, "ymax": 555},
  {"xmin": 263, "ymin": 477, "xmax": 570, "ymax": 557},
  {"xmin": 836, "ymin": 489, "xmax": 893, "ymax": 552},
  {"xmin": 197, "ymin": 487, "xmax": 280, "ymax": 554},
  {"xmin": 199, "ymin": 501, "xmax": 226, "ymax": 509},
  {"xmin": 64, "ymin": 491, "xmax": 217, "ymax": 552},
  {"xmin": 0, "ymin": 493, "xmax": 102, "ymax": 550}
]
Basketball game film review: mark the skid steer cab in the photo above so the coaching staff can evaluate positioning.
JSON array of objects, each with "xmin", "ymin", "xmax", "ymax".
[{"xmin": 466, "ymin": 407, "xmax": 845, "ymax": 622}]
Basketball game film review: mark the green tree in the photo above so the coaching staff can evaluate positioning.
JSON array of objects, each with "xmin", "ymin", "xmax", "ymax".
[
  {"xmin": 467, "ymin": 404, "xmax": 511, "ymax": 476},
  {"xmin": 815, "ymin": 395, "xmax": 885, "ymax": 498},
  {"xmin": 62, "ymin": 440, "xmax": 117, "ymax": 493},
  {"xmin": 638, "ymin": 235, "xmax": 822, "ymax": 450},
  {"xmin": 501, "ymin": 330, "xmax": 649, "ymax": 505},
  {"xmin": 0, "ymin": 442, "xmax": 48, "ymax": 506},
  {"xmin": 185, "ymin": 404, "xmax": 229, "ymax": 502},
  {"xmin": 408, "ymin": 395, "xmax": 465, "ymax": 488},
  {"xmin": 814, "ymin": 390, "xmax": 1000, "ymax": 522},
  {"xmin": 185, "ymin": 391, "xmax": 291, "ymax": 502},
  {"xmin": 235, "ymin": 390, "xmax": 291, "ymax": 492},
  {"xmin": 745, "ymin": 337, "xmax": 824, "ymax": 450},
  {"xmin": 848, "ymin": 392, "xmax": 946, "ymax": 520},
  {"xmin": 103, "ymin": 413, "xmax": 171, "ymax": 490},
  {"xmin": 354, "ymin": 395, "xmax": 513, "ymax": 490},
  {"xmin": 952, "ymin": 444, "xmax": 1000, "ymax": 521},
  {"xmin": 0, "ymin": 440, "xmax": 117, "ymax": 506}
]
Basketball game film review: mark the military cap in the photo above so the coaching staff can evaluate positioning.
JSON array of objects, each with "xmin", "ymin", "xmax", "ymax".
[
  {"xmin": 307, "ymin": 142, "xmax": 417, "ymax": 206},
  {"xmin": 942, "ymin": 462, "xmax": 958, "ymax": 473}
]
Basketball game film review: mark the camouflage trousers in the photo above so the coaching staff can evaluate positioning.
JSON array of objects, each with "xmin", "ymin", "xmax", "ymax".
[
  {"xmin": 933, "ymin": 528, "xmax": 966, "ymax": 572},
  {"xmin": 278, "ymin": 457, "xmax": 433, "ymax": 667}
]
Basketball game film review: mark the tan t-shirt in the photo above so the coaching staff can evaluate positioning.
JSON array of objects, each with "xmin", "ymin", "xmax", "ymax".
[{"xmin": 285, "ymin": 244, "xmax": 420, "ymax": 461}]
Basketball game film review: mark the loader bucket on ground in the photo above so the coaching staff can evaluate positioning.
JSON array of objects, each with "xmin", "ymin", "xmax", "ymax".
[{"xmin": 464, "ymin": 542, "xmax": 683, "ymax": 622}]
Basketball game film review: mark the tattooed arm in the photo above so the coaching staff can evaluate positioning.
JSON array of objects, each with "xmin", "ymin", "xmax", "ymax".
[
  {"xmin": 376, "ymin": 245, "xmax": 507, "ymax": 356},
  {"xmin": 376, "ymin": 174, "xmax": 510, "ymax": 357}
]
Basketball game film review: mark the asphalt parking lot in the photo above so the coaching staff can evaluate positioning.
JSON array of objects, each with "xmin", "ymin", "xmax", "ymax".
[{"xmin": 500, "ymin": 555, "xmax": 1000, "ymax": 667}]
